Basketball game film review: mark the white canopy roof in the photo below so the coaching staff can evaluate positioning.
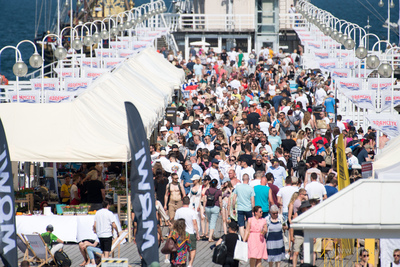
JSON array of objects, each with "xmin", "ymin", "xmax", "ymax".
[
  {"xmin": 373, "ymin": 135, "xmax": 400, "ymax": 179},
  {"xmin": 0, "ymin": 48, "xmax": 184, "ymax": 162},
  {"xmin": 292, "ymin": 179, "xmax": 400, "ymax": 230}
]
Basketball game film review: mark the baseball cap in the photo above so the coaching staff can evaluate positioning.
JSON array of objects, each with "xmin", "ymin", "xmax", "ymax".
[
  {"xmin": 345, "ymin": 147, "xmax": 352, "ymax": 154},
  {"xmin": 191, "ymin": 174, "xmax": 201, "ymax": 181},
  {"xmin": 211, "ymin": 158, "xmax": 220, "ymax": 164},
  {"xmin": 160, "ymin": 126, "xmax": 168, "ymax": 132},
  {"xmin": 317, "ymin": 140, "xmax": 324, "ymax": 144}
]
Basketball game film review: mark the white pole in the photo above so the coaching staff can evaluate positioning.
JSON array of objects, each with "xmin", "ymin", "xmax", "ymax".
[
  {"xmin": 387, "ymin": 0, "xmax": 390, "ymax": 44},
  {"xmin": 58, "ymin": 0, "xmax": 60, "ymax": 37}
]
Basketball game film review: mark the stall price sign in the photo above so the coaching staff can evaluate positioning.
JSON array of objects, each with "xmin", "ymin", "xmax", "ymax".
[{"xmin": 101, "ymin": 258, "xmax": 128, "ymax": 267}]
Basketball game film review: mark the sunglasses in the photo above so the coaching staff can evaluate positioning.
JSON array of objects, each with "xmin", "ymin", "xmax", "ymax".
[
  {"xmin": 363, "ymin": 255, "xmax": 369, "ymax": 257},
  {"xmin": 394, "ymin": 254, "xmax": 400, "ymax": 257}
]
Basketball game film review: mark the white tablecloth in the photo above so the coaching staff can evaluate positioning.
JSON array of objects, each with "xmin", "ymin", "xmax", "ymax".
[{"xmin": 16, "ymin": 214, "xmax": 122, "ymax": 242}]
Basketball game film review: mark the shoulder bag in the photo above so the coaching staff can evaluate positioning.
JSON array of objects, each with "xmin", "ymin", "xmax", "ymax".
[
  {"xmin": 233, "ymin": 234, "xmax": 248, "ymax": 262},
  {"xmin": 212, "ymin": 235, "xmax": 227, "ymax": 265},
  {"xmin": 161, "ymin": 237, "xmax": 178, "ymax": 254}
]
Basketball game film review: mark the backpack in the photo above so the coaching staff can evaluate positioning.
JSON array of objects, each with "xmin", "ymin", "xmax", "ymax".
[
  {"xmin": 212, "ymin": 235, "xmax": 227, "ymax": 265},
  {"xmin": 54, "ymin": 250, "xmax": 72, "ymax": 267},
  {"xmin": 324, "ymin": 150, "xmax": 333, "ymax": 166},
  {"xmin": 305, "ymin": 92, "xmax": 313, "ymax": 106},
  {"xmin": 206, "ymin": 189, "xmax": 216, "ymax": 207}
]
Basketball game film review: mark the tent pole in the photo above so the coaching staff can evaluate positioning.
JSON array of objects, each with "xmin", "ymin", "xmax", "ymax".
[{"xmin": 125, "ymin": 161, "xmax": 132, "ymax": 242}]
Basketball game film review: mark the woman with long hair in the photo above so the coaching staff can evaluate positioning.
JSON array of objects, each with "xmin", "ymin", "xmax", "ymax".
[
  {"xmin": 287, "ymin": 192, "xmax": 300, "ymax": 261},
  {"xmin": 154, "ymin": 168, "xmax": 169, "ymax": 207},
  {"xmin": 244, "ymin": 206, "xmax": 268, "ymax": 267},
  {"xmin": 203, "ymin": 179, "xmax": 222, "ymax": 242},
  {"xmin": 178, "ymin": 135, "xmax": 188, "ymax": 159},
  {"xmin": 188, "ymin": 175, "xmax": 203, "ymax": 231},
  {"xmin": 200, "ymin": 177, "xmax": 211, "ymax": 239},
  {"xmin": 301, "ymin": 111, "xmax": 315, "ymax": 131},
  {"xmin": 168, "ymin": 219, "xmax": 191, "ymax": 266},
  {"xmin": 221, "ymin": 180, "xmax": 233, "ymax": 235}
]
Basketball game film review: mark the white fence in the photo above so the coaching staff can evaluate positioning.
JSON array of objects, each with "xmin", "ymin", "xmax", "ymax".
[{"xmin": 164, "ymin": 13, "xmax": 254, "ymax": 32}]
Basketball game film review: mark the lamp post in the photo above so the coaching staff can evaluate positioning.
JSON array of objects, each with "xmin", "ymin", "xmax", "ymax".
[
  {"xmin": 378, "ymin": 0, "xmax": 395, "ymax": 43},
  {"xmin": 0, "ymin": 46, "xmax": 30, "ymax": 103},
  {"xmin": 379, "ymin": 47, "xmax": 397, "ymax": 113},
  {"xmin": 40, "ymin": 34, "xmax": 65, "ymax": 102}
]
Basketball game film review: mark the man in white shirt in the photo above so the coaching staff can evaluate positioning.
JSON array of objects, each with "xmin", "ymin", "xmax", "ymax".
[
  {"xmin": 277, "ymin": 176, "xmax": 299, "ymax": 221},
  {"xmin": 229, "ymin": 78, "xmax": 241, "ymax": 90},
  {"xmin": 153, "ymin": 150, "xmax": 170, "ymax": 171},
  {"xmin": 93, "ymin": 200, "xmax": 119, "ymax": 258},
  {"xmin": 336, "ymin": 115, "xmax": 345, "ymax": 133},
  {"xmin": 204, "ymin": 159, "xmax": 223, "ymax": 187},
  {"xmin": 295, "ymin": 90, "xmax": 309, "ymax": 110},
  {"xmin": 249, "ymin": 171, "xmax": 263, "ymax": 188},
  {"xmin": 305, "ymin": 173, "xmax": 327, "ymax": 202},
  {"xmin": 193, "ymin": 135, "xmax": 205, "ymax": 152},
  {"xmin": 315, "ymin": 85, "xmax": 327, "ymax": 106},
  {"xmin": 228, "ymin": 47, "xmax": 238, "ymax": 65},
  {"xmin": 175, "ymin": 196, "xmax": 200, "ymax": 267},
  {"xmin": 254, "ymin": 136, "xmax": 273, "ymax": 154},
  {"xmin": 239, "ymin": 159, "xmax": 255, "ymax": 182},
  {"xmin": 346, "ymin": 147, "xmax": 359, "ymax": 170}
]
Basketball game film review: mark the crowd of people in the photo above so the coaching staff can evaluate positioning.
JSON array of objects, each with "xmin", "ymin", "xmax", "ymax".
[{"xmin": 151, "ymin": 44, "xmax": 389, "ymax": 267}]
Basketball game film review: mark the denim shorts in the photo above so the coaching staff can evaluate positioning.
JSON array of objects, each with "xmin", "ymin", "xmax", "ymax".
[{"xmin": 237, "ymin": 210, "xmax": 253, "ymax": 227}]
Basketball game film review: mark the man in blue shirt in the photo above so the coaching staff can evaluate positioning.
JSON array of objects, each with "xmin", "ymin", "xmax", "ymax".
[
  {"xmin": 180, "ymin": 160, "xmax": 200, "ymax": 194},
  {"xmin": 323, "ymin": 91, "xmax": 336, "ymax": 119},
  {"xmin": 268, "ymin": 128, "xmax": 282, "ymax": 153},
  {"xmin": 324, "ymin": 175, "xmax": 338, "ymax": 198},
  {"xmin": 254, "ymin": 176, "xmax": 273, "ymax": 217},
  {"xmin": 271, "ymin": 90, "xmax": 284, "ymax": 112},
  {"xmin": 266, "ymin": 159, "xmax": 286, "ymax": 188},
  {"xmin": 232, "ymin": 174, "xmax": 255, "ymax": 237}
]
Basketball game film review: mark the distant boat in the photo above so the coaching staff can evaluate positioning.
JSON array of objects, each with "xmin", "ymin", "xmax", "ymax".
[{"xmin": 382, "ymin": 18, "xmax": 398, "ymax": 30}]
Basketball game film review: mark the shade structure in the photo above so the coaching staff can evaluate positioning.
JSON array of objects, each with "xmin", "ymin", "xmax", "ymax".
[
  {"xmin": 189, "ymin": 41, "xmax": 210, "ymax": 46},
  {"xmin": 0, "ymin": 48, "xmax": 184, "ymax": 162},
  {"xmin": 373, "ymin": 135, "xmax": 400, "ymax": 179}
]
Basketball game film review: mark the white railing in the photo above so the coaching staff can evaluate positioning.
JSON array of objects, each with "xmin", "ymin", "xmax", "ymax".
[
  {"xmin": 164, "ymin": 13, "xmax": 254, "ymax": 32},
  {"xmin": 279, "ymin": 13, "xmax": 306, "ymax": 29}
]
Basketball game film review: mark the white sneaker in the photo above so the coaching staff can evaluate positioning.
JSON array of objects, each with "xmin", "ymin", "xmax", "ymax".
[{"xmin": 164, "ymin": 259, "xmax": 170, "ymax": 264}]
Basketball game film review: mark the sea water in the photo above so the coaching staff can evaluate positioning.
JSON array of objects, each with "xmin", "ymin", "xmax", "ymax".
[{"xmin": 0, "ymin": 0, "xmax": 398, "ymax": 79}]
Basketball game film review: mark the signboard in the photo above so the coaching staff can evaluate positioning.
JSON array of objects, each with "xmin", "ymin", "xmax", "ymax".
[
  {"xmin": 101, "ymin": 258, "xmax": 128, "ymax": 267},
  {"xmin": 362, "ymin": 162, "xmax": 373, "ymax": 178}
]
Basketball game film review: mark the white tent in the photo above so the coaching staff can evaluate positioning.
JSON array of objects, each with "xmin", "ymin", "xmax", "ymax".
[
  {"xmin": 374, "ymin": 135, "xmax": 400, "ymax": 179},
  {"xmin": 0, "ymin": 48, "xmax": 184, "ymax": 162},
  {"xmin": 292, "ymin": 179, "xmax": 400, "ymax": 265}
]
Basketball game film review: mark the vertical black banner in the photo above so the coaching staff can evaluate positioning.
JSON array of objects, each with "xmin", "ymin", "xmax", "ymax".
[
  {"xmin": 0, "ymin": 119, "xmax": 17, "ymax": 267},
  {"xmin": 125, "ymin": 102, "xmax": 159, "ymax": 267}
]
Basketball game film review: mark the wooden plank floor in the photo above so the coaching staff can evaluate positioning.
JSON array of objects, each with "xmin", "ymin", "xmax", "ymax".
[{"xmin": 7, "ymin": 219, "xmax": 359, "ymax": 267}]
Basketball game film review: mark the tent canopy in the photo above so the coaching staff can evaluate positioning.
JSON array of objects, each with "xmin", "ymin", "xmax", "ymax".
[
  {"xmin": 292, "ymin": 179, "xmax": 400, "ymax": 265},
  {"xmin": 374, "ymin": 135, "xmax": 400, "ymax": 179},
  {"xmin": 0, "ymin": 48, "xmax": 184, "ymax": 162}
]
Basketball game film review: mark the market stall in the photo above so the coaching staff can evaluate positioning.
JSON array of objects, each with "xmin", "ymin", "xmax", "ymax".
[{"xmin": 16, "ymin": 214, "xmax": 123, "ymax": 243}]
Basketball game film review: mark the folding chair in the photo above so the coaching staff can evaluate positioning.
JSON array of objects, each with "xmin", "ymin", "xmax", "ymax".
[
  {"xmin": 17, "ymin": 234, "xmax": 38, "ymax": 264},
  {"xmin": 95, "ymin": 230, "xmax": 129, "ymax": 267},
  {"xmin": 24, "ymin": 234, "xmax": 56, "ymax": 267}
]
